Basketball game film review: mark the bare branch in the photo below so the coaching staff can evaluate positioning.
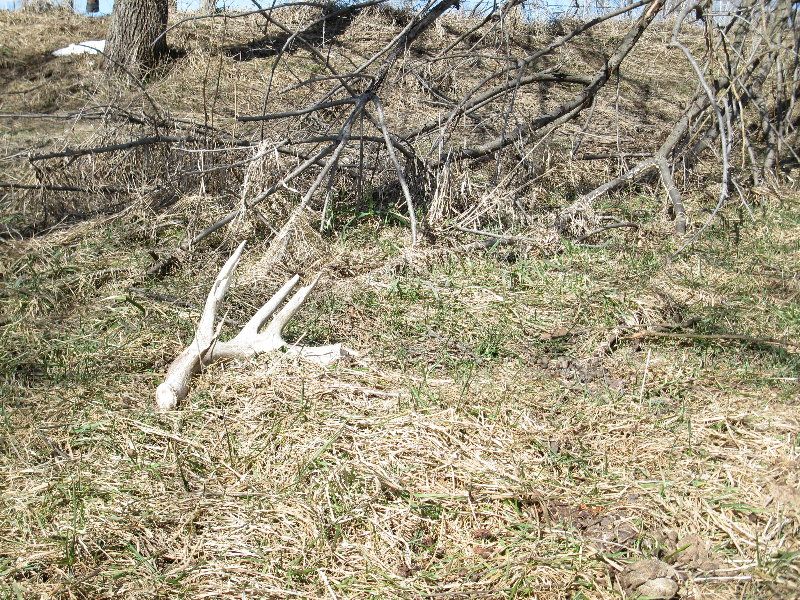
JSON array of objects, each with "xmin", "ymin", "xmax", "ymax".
[
  {"xmin": 29, "ymin": 135, "xmax": 190, "ymax": 162},
  {"xmin": 373, "ymin": 97, "xmax": 418, "ymax": 245}
]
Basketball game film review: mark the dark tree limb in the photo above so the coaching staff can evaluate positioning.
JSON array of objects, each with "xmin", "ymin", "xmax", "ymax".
[
  {"xmin": 29, "ymin": 135, "xmax": 191, "ymax": 162},
  {"xmin": 439, "ymin": 0, "xmax": 666, "ymax": 163},
  {"xmin": 656, "ymin": 157, "xmax": 686, "ymax": 235}
]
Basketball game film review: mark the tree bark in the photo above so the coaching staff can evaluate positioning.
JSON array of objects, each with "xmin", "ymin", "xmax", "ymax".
[{"xmin": 105, "ymin": 0, "xmax": 169, "ymax": 78}]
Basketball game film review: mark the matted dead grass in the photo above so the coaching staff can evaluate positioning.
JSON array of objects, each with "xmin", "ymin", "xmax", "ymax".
[
  {"xmin": 1, "ymin": 9, "xmax": 798, "ymax": 599},
  {"xmin": 1, "ymin": 190, "xmax": 799, "ymax": 598}
]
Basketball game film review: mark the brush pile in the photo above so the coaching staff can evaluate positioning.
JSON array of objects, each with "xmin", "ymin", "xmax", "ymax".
[
  {"xmin": 2, "ymin": 0, "xmax": 797, "ymax": 265},
  {"xmin": 1, "ymin": 5, "xmax": 799, "ymax": 598}
]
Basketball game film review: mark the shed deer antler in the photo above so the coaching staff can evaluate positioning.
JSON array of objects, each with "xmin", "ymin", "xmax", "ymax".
[{"xmin": 156, "ymin": 241, "xmax": 343, "ymax": 410}]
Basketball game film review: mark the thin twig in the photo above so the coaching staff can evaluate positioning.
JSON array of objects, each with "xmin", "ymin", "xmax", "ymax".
[
  {"xmin": 373, "ymin": 97, "xmax": 418, "ymax": 245},
  {"xmin": 0, "ymin": 181, "xmax": 128, "ymax": 194},
  {"xmin": 574, "ymin": 222, "xmax": 639, "ymax": 243}
]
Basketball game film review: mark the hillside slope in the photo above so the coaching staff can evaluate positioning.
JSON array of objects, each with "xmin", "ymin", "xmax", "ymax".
[{"xmin": 1, "ymin": 8, "xmax": 799, "ymax": 600}]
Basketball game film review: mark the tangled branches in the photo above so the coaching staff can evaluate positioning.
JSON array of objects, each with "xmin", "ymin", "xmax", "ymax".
[{"xmin": 2, "ymin": 0, "xmax": 798, "ymax": 262}]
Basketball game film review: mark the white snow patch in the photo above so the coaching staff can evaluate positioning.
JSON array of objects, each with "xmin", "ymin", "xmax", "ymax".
[{"xmin": 52, "ymin": 40, "xmax": 106, "ymax": 57}]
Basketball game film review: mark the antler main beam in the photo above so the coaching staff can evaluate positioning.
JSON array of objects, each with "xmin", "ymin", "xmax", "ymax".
[{"xmin": 156, "ymin": 241, "xmax": 343, "ymax": 410}]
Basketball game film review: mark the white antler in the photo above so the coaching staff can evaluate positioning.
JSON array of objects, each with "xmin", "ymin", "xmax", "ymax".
[{"xmin": 156, "ymin": 242, "xmax": 344, "ymax": 410}]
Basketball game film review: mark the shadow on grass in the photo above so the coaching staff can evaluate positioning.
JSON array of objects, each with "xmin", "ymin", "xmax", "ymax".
[{"xmin": 225, "ymin": 4, "xmax": 362, "ymax": 61}]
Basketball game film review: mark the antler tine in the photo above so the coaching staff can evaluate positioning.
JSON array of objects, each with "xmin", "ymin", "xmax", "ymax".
[
  {"xmin": 238, "ymin": 274, "xmax": 300, "ymax": 339},
  {"xmin": 156, "ymin": 241, "xmax": 247, "ymax": 411},
  {"xmin": 263, "ymin": 273, "xmax": 323, "ymax": 339},
  {"xmin": 196, "ymin": 240, "xmax": 247, "ymax": 344}
]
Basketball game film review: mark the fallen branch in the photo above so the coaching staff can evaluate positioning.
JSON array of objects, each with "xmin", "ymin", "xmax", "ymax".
[
  {"xmin": 574, "ymin": 222, "xmax": 638, "ymax": 244},
  {"xmin": 237, "ymin": 96, "xmax": 361, "ymax": 122},
  {"xmin": 0, "ymin": 181, "xmax": 128, "ymax": 194},
  {"xmin": 374, "ymin": 97, "xmax": 418, "ymax": 245},
  {"xmin": 29, "ymin": 135, "xmax": 190, "ymax": 162},
  {"xmin": 441, "ymin": 0, "xmax": 666, "ymax": 162},
  {"xmin": 625, "ymin": 330, "xmax": 799, "ymax": 350}
]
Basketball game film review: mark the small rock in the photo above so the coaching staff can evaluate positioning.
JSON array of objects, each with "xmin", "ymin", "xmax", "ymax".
[
  {"xmin": 396, "ymin": 564, "xmax": 413, "ymax": 578},
  {"xmin": 473, "ymin": 528, "xmax": 497, "ymax": 541},
  {"xmin": 673, "ymin": 534, "xmax": 721, "ymax": 573},
  {"xmin": 620, "ymin": 559, "xmax": 679, "ymax": 599},
  {"xmin": 616, "ymin": 522, "xmax": 639, "ymax": 544},
  {"xmin": 635, "ymin": 577, "xmax": 678, "ymax": 599},
  {"xmin": 673, "ymin": 534, "xmax": 709, "ymax": 567}
]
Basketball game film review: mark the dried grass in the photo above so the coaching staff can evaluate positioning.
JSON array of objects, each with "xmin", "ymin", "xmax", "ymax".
[
  {"xmin": 1, "ymin": 6, "xmax": 700, "ymax": 240},
  {"xmin": 1, "ymin": 10, "xmax": 799, "ymax": 600},
  {"xmin": 2, "ymin": 186, "xmax": 799, "ymax": 597}
]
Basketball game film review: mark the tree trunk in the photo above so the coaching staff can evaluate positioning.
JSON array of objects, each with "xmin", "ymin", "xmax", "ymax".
[
  {"xmin": 201, "ymin": 0, "xmax": 215, "ymax": 13},
  {"xmin": 85, "ymin": 0, "xmax": 99, "ymax": 13},
  {"xmin": 105, "ymin": 0, "xmax": 169, "ymax": 78}
]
